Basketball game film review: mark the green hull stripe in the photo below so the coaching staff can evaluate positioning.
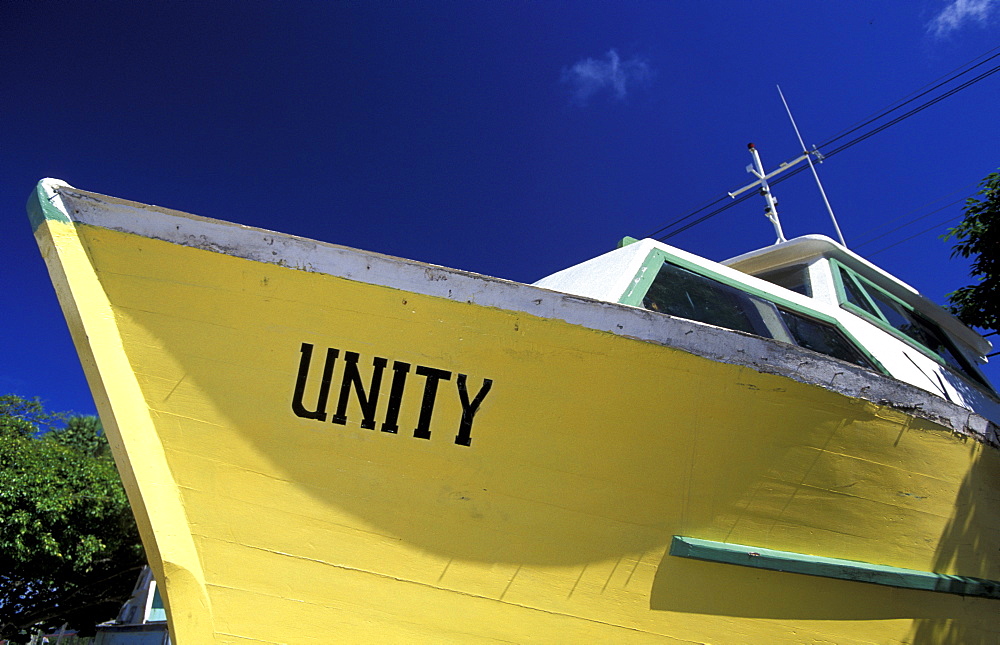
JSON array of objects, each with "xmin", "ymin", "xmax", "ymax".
[
  {"xmin": 27, "ymin": 180, "xmax": 71, "ymax": 232},
  {"xmin": 670, "ymin": 536, "xmax": 1000, "ymax": 599}
]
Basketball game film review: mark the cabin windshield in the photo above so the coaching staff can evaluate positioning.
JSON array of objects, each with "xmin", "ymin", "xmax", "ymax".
[
  {"xmin": 833, "ymin": 263, "xmax": 989, "ymax": 388},
  {"xmin": 642, "ymin": 261, "xmax": 875, "ymax": 370},
  {"xmin": 642, "ymin": 262, "xmax": 765, "ymax": 336}
]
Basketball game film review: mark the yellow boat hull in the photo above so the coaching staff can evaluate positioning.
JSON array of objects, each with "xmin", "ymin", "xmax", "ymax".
[{"xmin": 31, "ymin": 182, "xmax": 1000, "ymax": 644}]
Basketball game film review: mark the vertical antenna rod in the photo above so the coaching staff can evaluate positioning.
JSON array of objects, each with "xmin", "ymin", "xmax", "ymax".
[{"xmin": 777, "ymin": 85, "xmax": 847, "ymax": 247}]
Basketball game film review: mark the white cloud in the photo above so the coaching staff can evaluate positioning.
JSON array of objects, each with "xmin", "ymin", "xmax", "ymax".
[
  {"xmin": 561, "ymin": 49, "xmax": 652, "ymax": 105},
  {"xmin": 927, "ymin": 0, "xmax": 997, "ymax": 38}
]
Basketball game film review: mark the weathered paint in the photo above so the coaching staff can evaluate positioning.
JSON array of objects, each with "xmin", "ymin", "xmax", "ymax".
[
  {"xmin": 31, "ymin": 181, "xmax": 1000, "ymax": 644},
  {"xmin": 26, "ymin": 178, "xmax": 71, "ymax": 230},
  {"xmin": 31, "ymin": 182, "xmax": 1000, "ymax": 444}
]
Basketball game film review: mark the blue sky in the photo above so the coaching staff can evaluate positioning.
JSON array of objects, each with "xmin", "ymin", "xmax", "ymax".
[{"xmin": 3, "ymin": 1, "xmax": 1000, "ymax": 416}]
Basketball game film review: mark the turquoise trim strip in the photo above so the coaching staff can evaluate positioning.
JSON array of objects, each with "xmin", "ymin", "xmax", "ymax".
[
  {"xmin": 619, "ymin": 249, "xmax": 669, "ymax": 307},
  {"xmin": 670, "ymin": 536, "xmax": 1000, "ymax": 599},
  {"xmin": 26, "ymin": 180, "xmax": 71, "ymax": 232}
]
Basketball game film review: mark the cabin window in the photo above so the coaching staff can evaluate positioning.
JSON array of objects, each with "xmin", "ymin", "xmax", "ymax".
[
  {"xmin": 834, "ymin": 262, "xmax": 988, "ymax": 387},
  {"xmin": 777, "ymin": 309, "xmax": 873, "ymax": 369},
  {"xmin": 837, "ymin": 268, "xmax": 878, "ymax": 316},
  {"xmin": 642, "ymin": 261, "xmax": 877, "ymax": 370},
  {"xmin": 756, "ymin": 264, "xmax": 812, "ymax": 297},
  {"xmin": 642, "ymin": 262, "xmax": 765, "ymax": 336}
]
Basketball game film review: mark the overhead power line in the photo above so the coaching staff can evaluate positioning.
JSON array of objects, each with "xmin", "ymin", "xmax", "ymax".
[
  {"xmin": 853, "ymin": 196, "xmax": 967, "ymax": 249},
  {"xmin": 818, "ymin": 45, "xmax": 1000, "ymax": 152},
  {"xmin": 866, "ymin": 212, "xmax": 964, "ymax": 258},
  {"xmin": 850, "ymin": 181, "xmax": 978, "ymax": 245},
  {"xmin": 854, "ymin": 198, "xmax": 965, "ymax": 249},
  {"xmin": 822, "ymin": 63, "xmax": 1000, "ymax": 159},
  {"xmin": 645, "ymin": 47, "xmax": 1000, "ymax": 243},
  {"xmin": 643, "ymin": 194, "xmax": 730, "ymax": 239}
]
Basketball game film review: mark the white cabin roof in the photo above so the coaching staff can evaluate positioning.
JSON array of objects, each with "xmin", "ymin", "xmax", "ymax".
[
  {"xmin": 531, "ymin": 238, "xmax": 657, "ymax": 302},
  {"xmin": 722, "ymin": 235, "xmax": 992, "ymax": 357}
]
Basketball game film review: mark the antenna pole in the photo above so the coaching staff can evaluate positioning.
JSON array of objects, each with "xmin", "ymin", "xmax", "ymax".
[
  {"xmin": 777, "ymin": 85, "xmax": 847, "ymax": 247},
  {"xmin": 728, "ymin": 143, "xmax": 825, "ymax": 244},
  {"xmin": 748, "ymin": 144, "xmax": 786, "ymax": 243}
]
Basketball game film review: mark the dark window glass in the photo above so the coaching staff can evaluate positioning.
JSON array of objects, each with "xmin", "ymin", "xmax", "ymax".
[
  {"xmin": 839, "ymin": 268, "xmax": 877, "ymax": 315},
  {"xmin": 866, "ymin": 290, "xmax": 985, "ymax": 384},
  {"xmin": 757, "ymin": 265, "xmax": 812, "ymax": 297},
  {"xmin": 868, "ymin": 291, "xmax": 914, "ymax": 334},
  {"xmin": 837, "ymin": 266, "xmax": 989, "ymax": 387},
  {"xmin": 642, "ymin": 261, "xmax": 878, "ymax": 372},
  {"xmin": 778, "ymin": 309, "xmax": 875, "ymax": 369},
  {"xmin": 642, "ymin": 263, "xmax": 766, "ymax": 337}
]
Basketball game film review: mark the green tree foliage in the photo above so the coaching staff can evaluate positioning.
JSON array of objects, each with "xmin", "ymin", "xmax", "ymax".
[
  {"xmin": 0, "ymin": 395, "xmax": 144, "ymax": 638},
  {"xmin": 944, "ymin": 170, "xmax": 1000, "ymax": 334}
]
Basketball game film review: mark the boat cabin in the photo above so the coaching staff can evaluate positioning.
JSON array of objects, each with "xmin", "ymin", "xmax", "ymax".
[{"xmin": 533, "ymin": 235, "xmax": 1000, "ymax": 421}]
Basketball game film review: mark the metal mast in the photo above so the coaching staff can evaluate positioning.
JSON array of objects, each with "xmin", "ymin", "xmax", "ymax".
[
  {"xmin": 728, "ymin": 89, "xmax": 847, "ymax": 247},
  {"xmin": 728, "ymin": 142, "xmax": 810, "ymax": 244}
]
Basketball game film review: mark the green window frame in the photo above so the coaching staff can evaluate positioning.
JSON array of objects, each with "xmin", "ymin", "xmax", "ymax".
[
  {"xmin": 621, "ymin": 249, "xmax": 885, "ymax": 374},
  {"xmin": 830, "ymin": 259, "xmax": 990, "ymax": 389}
]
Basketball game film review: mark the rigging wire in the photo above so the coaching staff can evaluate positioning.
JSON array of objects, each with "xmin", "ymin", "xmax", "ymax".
[{"xmin": 646, "ymin": 48, "xmax": 1000, "ymax": 243}]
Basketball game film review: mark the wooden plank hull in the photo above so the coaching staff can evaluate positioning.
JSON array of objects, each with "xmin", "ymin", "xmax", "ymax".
[{"xmin": 31, "ymin": 181, "xmax": 1000, "ymax": 644}]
